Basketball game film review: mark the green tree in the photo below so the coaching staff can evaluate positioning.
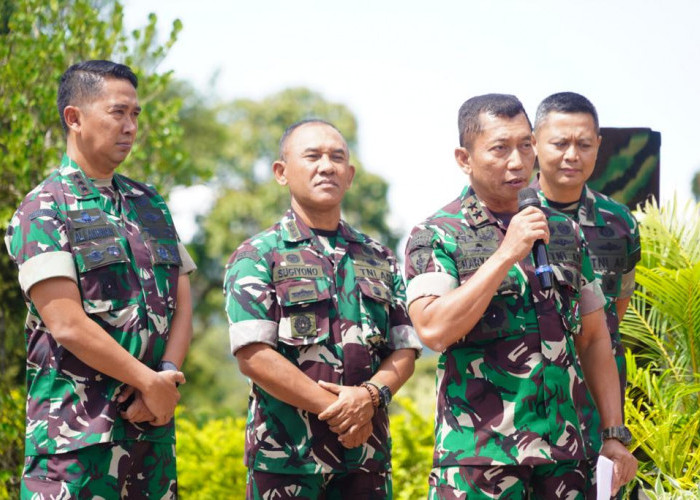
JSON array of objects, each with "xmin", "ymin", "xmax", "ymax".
[{"xmin": 0, "ymin": 0, "xmax": 209, "ymax": 388}]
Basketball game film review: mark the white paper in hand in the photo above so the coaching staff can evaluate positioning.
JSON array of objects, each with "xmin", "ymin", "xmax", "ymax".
[{"xmin": 596, "ymin": 454, "xmax": 614, "ymax": 499}]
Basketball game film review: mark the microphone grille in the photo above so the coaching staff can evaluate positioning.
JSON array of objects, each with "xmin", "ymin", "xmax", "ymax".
[{"xmin": 517, "ymin": 187, "xmax": 540, "ymax": 210}]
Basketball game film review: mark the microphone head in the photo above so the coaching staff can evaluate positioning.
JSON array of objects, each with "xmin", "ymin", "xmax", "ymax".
[{"xmin": 518, "ymin": 187, "xmax": 540, "ymax": 211}]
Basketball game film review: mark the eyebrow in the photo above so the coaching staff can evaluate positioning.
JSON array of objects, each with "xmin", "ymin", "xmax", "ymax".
[
  {"xmin": 302, "ymin": 147, "xmax": 347, "ymax": 155},
  {"xmin": 109, "ymin": 103, "xmax": 142, "ymax": 113}
]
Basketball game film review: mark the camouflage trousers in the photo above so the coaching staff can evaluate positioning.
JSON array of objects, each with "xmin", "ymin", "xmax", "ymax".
[
  {"xmin": 428, "ymin": 461, "xmax": 586, "ymax": 500},
  {"xmin": 246, "ymin": 468, "xmax": 391, "ymax": 499},
  {"xmin": 21, "ymin": 441, "xmax": 176, "ymax": 499}
]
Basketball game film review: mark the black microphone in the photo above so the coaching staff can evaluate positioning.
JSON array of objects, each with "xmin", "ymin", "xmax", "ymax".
[{"xmin": 517, "ymin": 188, "xmax": 553, "ymax": 290}]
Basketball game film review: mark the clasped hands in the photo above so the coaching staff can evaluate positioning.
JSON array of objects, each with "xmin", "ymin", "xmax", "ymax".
[
  {"xmin": 117, "ymin": 369, "xmax": 185, "ymax": 426},
  {"xmin": 317, "ymin": 380, "xmax": 375, "ymax": 449}
]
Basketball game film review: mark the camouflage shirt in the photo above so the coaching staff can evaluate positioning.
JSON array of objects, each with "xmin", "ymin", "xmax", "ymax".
[
  {"xmin": 532, "ymin": 176, "xmax": 641, "ymax": 454},
  {"xmin": 224, "ymin": 209, "xmax": 421, "ymax": 474},
  {"xmin": 5, "ymin": 154, "xmax": 193, "ymax": 456},
  {"xmin": 404, "ymin": 186, "xmax": 605, "ymax": 467}
]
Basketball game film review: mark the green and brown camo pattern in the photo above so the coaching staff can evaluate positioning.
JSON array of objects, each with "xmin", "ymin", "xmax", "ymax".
[
  {"xmin": 404, "ymin": 186, "xmax": 604, "ymax": 467},
  {"xmin": 533, "ymin": 178, "xmax": 641, "ymax": 457},
  {"xmin": 224, "ymin": 209, "xmax": 421, "ymax": 475},
  {"xmin": 4, "ymin": 154, "xmax": 181, "ymax": 456}
]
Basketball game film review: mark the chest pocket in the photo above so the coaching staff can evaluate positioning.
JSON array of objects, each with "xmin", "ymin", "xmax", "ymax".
[
  {"xmin": 552, "ymin": 264, "xmax": 582, "ymax": 336},
  {"xmin": 67, "ymin": 209, "xmax": 140, "ymax": 312},
  {"xmin": 275, "ymin": 274, "xmax": 332, "ymax": 347},
  {"xmin": 587, "ymin": 234, "xmax": 627, "ymax": 295},
  {"xmin": 461, "ymin": 270, "xmax": 526, "ymax": 344},
  {"xmin": 131, "ymin": 199, "xmax": 181, "ymax": 308},
  {"xmin": 356, "ymin": 277, "xmax": 393, "ymax": 351}
]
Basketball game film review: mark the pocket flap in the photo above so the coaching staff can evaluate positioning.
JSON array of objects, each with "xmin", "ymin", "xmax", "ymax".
[
  {"xmin": 276, "ymin": 279, "xmax": 331, "ymax": 306},
  {"xmin": 357, "ymin": 278, "xmax": 393, "ymax": 305},
  {"xmin": 77, "ymin": 240, "xmax": 129, "ymax": 272}
]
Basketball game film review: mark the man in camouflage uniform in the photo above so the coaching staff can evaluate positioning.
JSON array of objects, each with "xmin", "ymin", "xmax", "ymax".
[
  {"xmin": 5, "ymin": 60, "xmax": 195, "ymax": 498},
  {"xmin": 224, "ymin": 119, "xmax": 421, "ymax": 499},
  {"xmin": 532, "ymin": 91, "xmax": 641, "ymax": 495},
  {"xmin": 404, "ymin": 94, "xmax": 637, "ymax": 499}
]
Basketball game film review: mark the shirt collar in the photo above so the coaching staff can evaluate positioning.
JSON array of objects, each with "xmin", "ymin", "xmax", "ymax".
[
  {"xmin": 280, "ymin": 209, "xmax": 365, "ymax": 243},
  {"xmin": 459, "ymin": 185, "xmax": 505, "ymax": 229},
  {"xmin": 58, "ymin": 153, "xmax": 141, "ymax": 199}
]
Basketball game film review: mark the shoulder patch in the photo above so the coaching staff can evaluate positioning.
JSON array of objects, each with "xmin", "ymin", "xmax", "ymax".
[
  {"xmin": 408, "ymin": 229, "xmax": 433, "ymax": 250},
  {"xmin": 235, "ymin": 250, "xmax": 261, "ymax": 262},
  {"xmin": 29, "ymin": 209, "xmax": 59, "ymax": 220}
]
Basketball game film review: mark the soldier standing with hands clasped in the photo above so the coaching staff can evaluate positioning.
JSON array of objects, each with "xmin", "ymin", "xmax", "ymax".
[
  {"xmin": 224, "ymin": 119, "xmax": 421, "ymax": 499},
  {"xmin": 5, "ymin": 60, "xmax": 196, "ymax": 498}
]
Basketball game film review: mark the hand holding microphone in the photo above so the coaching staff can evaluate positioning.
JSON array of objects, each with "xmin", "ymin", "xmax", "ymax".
[{"xmin": 516, "ymin": 188, "xmax": 553, "ymax": 290}]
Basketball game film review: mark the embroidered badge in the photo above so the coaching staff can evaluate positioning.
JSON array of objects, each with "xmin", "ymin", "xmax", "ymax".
[{"xmin": 291, "ymin": 312, "xmax": 316, "ymax": 337}]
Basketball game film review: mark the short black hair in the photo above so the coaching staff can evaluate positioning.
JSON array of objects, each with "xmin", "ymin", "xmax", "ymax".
[
  {"xmin": 57, "ymin": 60, "xmax": 138, "ymax": 134},
  {"xmin": 278, "ymin": 119, "xmax": 344, "ymax": 160},
  {"xmin": 458, "ymin": 94, "xmax": 531, "ymax": 149},
  {"xmin": 534, "ymin": 92, "xmax": 599, "ymax": 133}
]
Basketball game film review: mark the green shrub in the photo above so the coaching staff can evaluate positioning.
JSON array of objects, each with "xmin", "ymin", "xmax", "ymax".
[
  {"xmin": 390, "ymin": 397, "xmax": 434, "ymax": 499},
  {"xmin": 0, "ymin": 387, "xmax": 24, "ymax": 499},
  {"xmin": 176, "ymin": 409, "xmax": 248, "ymax": 499}
]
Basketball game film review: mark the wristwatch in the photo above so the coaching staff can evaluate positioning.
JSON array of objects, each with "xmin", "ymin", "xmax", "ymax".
[
  {"xmin": 601, "ymin": 425, "xmax": 632, "ymax": 446},
  {"xmin": 158, "ymin": 360, "xmax": 180, "ymax": 386},
  {"xmin": 366, "ymin": 381, "xmax": 392, "ymax": 409},
  {"xmin": 158, "ymin": 360, "xmax": 179, "ymax": 372}
]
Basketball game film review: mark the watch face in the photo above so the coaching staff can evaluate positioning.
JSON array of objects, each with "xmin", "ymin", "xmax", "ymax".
[
  {"xmin": 379, "ymin": 386, "xmax": 392, "ymax": 407},
  {"xmin": 603, "ymin": 426, "xmax": 632, "ymax": 445}
]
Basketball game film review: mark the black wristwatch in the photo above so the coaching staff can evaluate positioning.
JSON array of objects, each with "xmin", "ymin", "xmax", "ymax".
[
  {"xmin": 601, "ymin": 425, "xmax": 632, "ymax": 446},
  {"xmin": 366, "ymin": 381, "xmax": 392, "ymax": 409},
  {"xmin": 158, "ymin": 360, "xmax": 180, "ymax": 386}
]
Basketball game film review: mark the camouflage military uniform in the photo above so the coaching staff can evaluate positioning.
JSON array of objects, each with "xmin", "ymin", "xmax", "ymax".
[
  {"xmin": 224, "ymin": 209, "xmax": 421, "ymax": 498},
  {"xmin": 5, "ymin": 154, "xmax": 195, "ymax": 498},
  {"xmin": 404, "ymin": 186, "xmax": 605, "ymax": 499},
  {"xmin": 532, "ymin": 176, "xmax": 641, "ymax": 495}
]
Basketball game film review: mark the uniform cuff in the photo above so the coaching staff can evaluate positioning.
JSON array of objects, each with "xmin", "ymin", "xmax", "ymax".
[
  {"xmin": 619, "ymin": 269, "xmax": 636, "ymax": 298},
  {"xmin": 581, "ymin": 279, "xmax": 606, "ymax": 315},
  {"xmin": 178, "ymin": 242, "xmax": 197, "ymax": 275},
  {"xmin": 18, "ymin": 251, "xmax": 77, "ymax": 294},
  {"xmin": 406, "ymin": 272, "xmax": 458, "ymax": 309},
  {"xmin": 229, "ymin": 319, "xmax": 278, "ymax": 355},
  {"xmin": 388, "ymin": 325, "xmax": 423, "ymax": 357}
]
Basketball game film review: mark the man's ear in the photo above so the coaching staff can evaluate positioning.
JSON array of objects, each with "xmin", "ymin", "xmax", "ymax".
[
  {"xmin": 272, "ymin": 160, "xmax": 288, "ymax": 186},
  {"xmin": 532, "ymin": 134, "xmax": 538, "ymax": 157},
  {"xmin": 346, "ymin": 164, "xmax": 356, "ymax": 188},
  {"xmin": 64, "ymin": 105, "xmax": 81, "ymax": 133},
  {"xmin": 454, "ymin": 147, "xmax": 472, "ymax": 176}
]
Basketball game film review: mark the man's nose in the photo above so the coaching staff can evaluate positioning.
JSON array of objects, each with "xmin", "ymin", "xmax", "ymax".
[
  {"xmin": 564, "ymin": 144, "xmax": 579, "ymax": 162},
  {"xmin": 507, "ymin": 149, "xmax": 525, "ymax": 170},
  {"xmin": 317, "ymin": 154, "xmax": 334, "ymax": 172},
  {"xmin": 124, "ymin": 116, "xmax": 137, "ymax": 134}
]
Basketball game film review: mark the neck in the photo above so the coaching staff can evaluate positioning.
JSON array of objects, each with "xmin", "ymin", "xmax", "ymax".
[
  {"xmin": 291, "ymin": 200, "xmax": 341, "ymax": 231},
  {"xmin": 539, "ymin": 178, "xmax": 583, "ymax": 204},
  {"xmin": 478, "ymin": 195, "xmax": 518, "ymax": 215},
  {"xmin": 66, "ymin": 140, "xmax": 115, "ymax": 179}
]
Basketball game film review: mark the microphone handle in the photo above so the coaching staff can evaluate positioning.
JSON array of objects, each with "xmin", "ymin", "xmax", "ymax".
[{"xmin": 532, "ymin": 240, "xmax": 553, "ymax": 290}]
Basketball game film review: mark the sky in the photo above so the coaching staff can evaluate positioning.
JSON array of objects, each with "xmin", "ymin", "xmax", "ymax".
[{"xmin": 123, "ymin": 0, "xmax": 700, "ymax": 243}]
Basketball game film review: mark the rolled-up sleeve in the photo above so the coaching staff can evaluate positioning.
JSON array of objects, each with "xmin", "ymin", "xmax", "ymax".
[
  {"xmin": 405, "ymin": 272, "xmax": 459, "ymax": 309},
  {"xmin": 224, "ymin": 247, "xmax": 278, "ymax": 355}
]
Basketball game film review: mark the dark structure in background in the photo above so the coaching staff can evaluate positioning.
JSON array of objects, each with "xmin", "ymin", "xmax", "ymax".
[{"xmin": 588, "ymin": 128, "xmax": 661, "ymax": 210}]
